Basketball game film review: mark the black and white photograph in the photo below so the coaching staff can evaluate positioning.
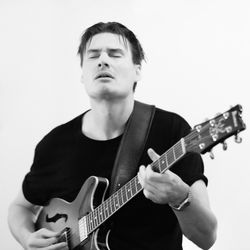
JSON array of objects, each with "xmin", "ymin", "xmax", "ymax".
[{"xmin": 1, "ymin": 1, "xmax": 249, "ymax": 249}]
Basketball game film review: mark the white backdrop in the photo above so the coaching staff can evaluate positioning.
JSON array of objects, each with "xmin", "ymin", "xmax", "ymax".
[{"xmin": 1, "ymin": 1, "xmax": 249, "ymax": 249}]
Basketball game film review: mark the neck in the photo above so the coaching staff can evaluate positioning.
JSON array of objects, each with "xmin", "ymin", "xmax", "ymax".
[{"xmin": 82, "ymin": 97, "xmax": 134, "ymax": 140}]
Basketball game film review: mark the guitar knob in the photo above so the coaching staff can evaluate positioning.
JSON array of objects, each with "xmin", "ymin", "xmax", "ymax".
[
  {"xmin": 209, "ymin": 150, "xmax": 215, "ymax": 159},
  {"xmin": 235, "ymin": 134, "xmax": 242, "ymax": 143},
  {"xmin": 222, "ymin": 141, "xmax": 227, "ymax": 150}
]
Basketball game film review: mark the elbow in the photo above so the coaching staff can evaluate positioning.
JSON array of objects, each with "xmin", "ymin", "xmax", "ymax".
[
  {"xmin": 202, "ymin": 226, "xmax": 217, "ymax": 250},
  {"xmin": 187, "ymin": 217, "xmax": 218, "ymax": 250},
  {"xmin": 206, "ymin": 216, "xmax": 218, "ymax": 249}
]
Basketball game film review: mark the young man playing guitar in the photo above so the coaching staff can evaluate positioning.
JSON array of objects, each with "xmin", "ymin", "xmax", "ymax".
[{"xmin": 8, "ymin": 22, "xmax": 217, "ymax": 250}]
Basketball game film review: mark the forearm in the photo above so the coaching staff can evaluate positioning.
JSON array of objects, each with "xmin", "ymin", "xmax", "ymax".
[
  {"xmin": 8, "ymin": 203, "xmax": 38, "ymax": 247},
  {"xmin": 173, "ymin": 184, "xmax": 217, "ymax": 249}
]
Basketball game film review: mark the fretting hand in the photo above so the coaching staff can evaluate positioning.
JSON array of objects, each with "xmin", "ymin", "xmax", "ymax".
[{"xmin": 138, "ymin": 148, "xmax": 190, "ymax": 205}]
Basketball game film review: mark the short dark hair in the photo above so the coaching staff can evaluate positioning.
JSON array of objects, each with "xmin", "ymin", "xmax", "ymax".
[{"xmin": 77, "ymin": 22, "xmax": 145, "ymax": 67}]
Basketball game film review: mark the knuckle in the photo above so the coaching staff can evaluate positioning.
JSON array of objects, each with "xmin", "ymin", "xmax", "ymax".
[
  {"xmin": 38, "ymin": 228, "xmax": 46, "ymax": 235},
  {"xmin": 143, "ymin": 189, "xmax": 151, "ymax": 199},
  {"xmin": 143, "ymin": 189, "xmax": 148, "ymax": 198}
]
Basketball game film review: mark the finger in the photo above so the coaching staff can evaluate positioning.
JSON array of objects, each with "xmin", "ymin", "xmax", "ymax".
[
  {"xmin": 29, "ymin": 236, "xmax": 58, "ymax": 248},
  {"xmin": 46, "ymin": 241, "xmax": 68, "ymax": 250},
  {"xmin": 37, "ymin": 228, "xmax": 60, "ymax": 238},
  {"xmin": 143, "ymin": 187, "xmax": 160, "ymax": 203},
  {"xmin": 29, "ymin": 229, "xmax": 60, "ymax": 248},
  {"xmin": 147, "ymin": 148, "xmax": 160, "ymax": 161},
  {"xmin": 138, "ymin": 165, "xmax": 146, "ymax": 187},
  {"xmin": 138, "ymin": 166, "xmax": 158, "ymax": 191},
  {"xmin": 141, "ymin": 166, "xmax": 161, "ymax": 190},
  {"xmin": 145, "ymin": 165, "xmax": 163, "ymax": 183},
  {"xmin": 145, "ymin": 166, "xmax": 174, "ymax": 184}
]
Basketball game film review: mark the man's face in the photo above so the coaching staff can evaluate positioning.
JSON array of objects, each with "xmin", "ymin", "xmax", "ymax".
[{"xmin": 81, "ymin": 33, "xmax": 141, "ymax": 100}]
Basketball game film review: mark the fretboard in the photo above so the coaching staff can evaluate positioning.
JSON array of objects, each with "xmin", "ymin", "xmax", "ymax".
[{"xmin": 82, "ymin": 138, "xmax": 186, "ymax": 234}]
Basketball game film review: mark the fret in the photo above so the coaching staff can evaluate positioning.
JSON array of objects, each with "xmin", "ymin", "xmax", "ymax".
[
  {"xmin": 89, "ymin": 212, "xmax": 94, "ymax": 231},
  {"xmin": 108, "ymin": 197, "xmax": 112, "ymax": 216},
  {"xmin": 110, "ymin": 196, "xmax": 115, "ymax": 214},
  {"xmin": 174, "ymin": 142, "xmax": 183, "ymax": 159},
  {"xmin": 122, "ymin": 185, "xmax": 128, "ymax": 203},
  {"xmin": 96, "ymin": 207, "xmax": 101, "ymax": 226},
  {"xmin": 86, "ymin": 215, "xmax": 90, "ymax": 234},
  {"xmin": 88, "ymin": 216, "xmax": 92, "ymax": 233},
  {"xmin": 131, "ymin": 179, "xmax": 136, "ymax": 196},
  {"xmin": 126, "ymin": 182, "xmax": 132, "ymax": 200},
  {"xmin": 166, "ymin": 148, "xmax": 175, "ymax": 166},
  {"xmin": 104, "ymin": 200, "xmax": 109, "ymax": 218},
  {"xmin": 118, "ymin": 188, "xmax": 123, "ymax": 207},
  {"xmin": 98, "ymin": 205, "xmax": 103, "ymax": 224},
  {"xmin": 91, "ymin": 212, "xmax": 95, "ymax": 231},
  {"xmin": 163, "ymin": 154, "xmax": 169, "ymax": 171},
  {"xmin": 134, "ymin": 177, "xmax": 138, "ymax": 192},
  {"xmin": 93, "ymin": 210, "xmax": 98, "ymax": 228},
  {"xmin": 114, "ymin": 192, "xmax": 119, "ymax": 210},
  {"xmin": 173, "ymin": 146, "xmax": 176, "ymax": 160},
  {"xmin": 135, "ymin": 176, "xmax": 142, "ymax": 191},
  {"xmin": 159, "ymin": 156, "xmax": 167, "ymax": 172}
]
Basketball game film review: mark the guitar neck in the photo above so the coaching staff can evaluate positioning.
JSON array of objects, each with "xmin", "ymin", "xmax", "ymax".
[{"xmin": 83, "ymin": 138, "xmax": 187, "ymax": 234}]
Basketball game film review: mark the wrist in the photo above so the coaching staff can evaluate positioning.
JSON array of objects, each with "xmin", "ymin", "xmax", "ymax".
[{"xmin": 169, "ymin": 187, "xmax": 192, "ymax": 211}]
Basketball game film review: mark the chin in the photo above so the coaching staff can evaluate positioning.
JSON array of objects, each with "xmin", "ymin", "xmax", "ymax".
[{"xmin": 95, "ymin": 90, "xmax": 129, "ymax": 101}]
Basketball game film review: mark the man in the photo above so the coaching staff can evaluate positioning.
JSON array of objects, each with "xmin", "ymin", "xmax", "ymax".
[{"xmin": 8, "ymin": 22, "xmax": 217, "ymax": 250}]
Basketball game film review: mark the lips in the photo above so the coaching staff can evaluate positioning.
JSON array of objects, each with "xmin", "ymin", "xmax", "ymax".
[{"xmin": 95, "ymin": 72, "xmax": 114, "ymax": 80}]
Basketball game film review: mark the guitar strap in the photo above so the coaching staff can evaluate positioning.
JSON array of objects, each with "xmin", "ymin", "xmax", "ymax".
[{"xmin": 109, "ymin": 100, "xmax": 156, "ymax": 196}]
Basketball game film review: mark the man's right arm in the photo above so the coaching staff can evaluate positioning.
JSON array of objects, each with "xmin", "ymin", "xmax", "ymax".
[{"xmin": 8, "ymin": 188, "xmax": 67, "ymax": 250}]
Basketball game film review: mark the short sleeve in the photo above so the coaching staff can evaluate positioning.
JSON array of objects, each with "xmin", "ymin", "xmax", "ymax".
[
  {"xmin": 172, "ymin": 152, "xmax": 208, "ymax": 186},
  {"xmin": 22, "ymin": 139, "xmax": 53, "ymax": 205}
]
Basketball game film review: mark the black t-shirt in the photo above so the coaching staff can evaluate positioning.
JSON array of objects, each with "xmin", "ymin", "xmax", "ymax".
[{"xmin": 23, "ymin": 107, "xmax": 207, "ymax": 250}]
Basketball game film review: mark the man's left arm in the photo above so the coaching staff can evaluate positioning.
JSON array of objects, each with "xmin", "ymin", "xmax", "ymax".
[{"xmin": 138, "ymin": 149, "xmax": 217, "ymax": 250}]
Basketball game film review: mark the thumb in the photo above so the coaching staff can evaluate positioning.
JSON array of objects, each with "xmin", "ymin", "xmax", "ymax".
[{"xmin": 147, "ymin": 148, "xmax": 160, "ymax": 162}]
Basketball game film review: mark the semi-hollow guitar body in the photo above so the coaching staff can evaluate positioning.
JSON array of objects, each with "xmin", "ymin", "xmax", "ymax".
[{"xmin": 36, "ymin": 176, "xmax": 111, "ymax": 250}]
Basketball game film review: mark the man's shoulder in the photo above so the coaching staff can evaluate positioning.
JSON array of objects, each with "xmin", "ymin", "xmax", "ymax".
[
  {"xmin": 51, "ymin": 113, "xmax": 84, "ymax": 134},
  {"xmin": 154, "ymin": 107, "xmax": 188, "ymax": 126},
  {"xmin": 36, "ymin": 112, "xmax": 85, "ymax": 149},
  {"xmin": 150, "ymin": 106, "xmax": 191, "ymax": 140}
]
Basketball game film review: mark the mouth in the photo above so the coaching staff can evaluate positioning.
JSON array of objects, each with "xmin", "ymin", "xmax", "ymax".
[{"xmin": 95, "ymin": 72, "xmax": 114, "ymax": 80}]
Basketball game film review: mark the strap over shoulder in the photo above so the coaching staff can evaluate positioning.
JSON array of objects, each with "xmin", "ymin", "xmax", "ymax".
[{"xmin": 109, "ymin": 100, "xmax": 155, "ymax": 195}]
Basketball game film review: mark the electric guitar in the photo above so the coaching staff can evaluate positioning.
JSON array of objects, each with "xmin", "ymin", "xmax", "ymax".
[{"xmin": 35, "ymin": 105, "xmax": 246, "ymax": 250}]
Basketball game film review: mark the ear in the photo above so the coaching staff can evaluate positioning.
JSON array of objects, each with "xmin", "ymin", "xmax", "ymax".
[{"xmin": 135, "ymin": 64, "xmax": 142, "ymax": 82}]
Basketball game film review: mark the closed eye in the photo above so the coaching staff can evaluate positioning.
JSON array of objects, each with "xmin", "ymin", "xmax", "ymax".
[
  {"xmin": 108, "ymin": 49, "xmax": 124, "ymax": 58},
  {"xmin": 109, "ymin": 53, "xmax": 122, "ymax": 58},
  {"xmin": 88, "ymin": 54, "xmax": 99, "ymax": 59}
]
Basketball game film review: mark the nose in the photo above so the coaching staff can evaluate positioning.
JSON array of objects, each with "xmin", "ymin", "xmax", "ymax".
[
  {"xmin": 98, "ymin": 52, "xmax": 110, "ymax": 69},
  {"xmin": 98, "ymin": 61, "xmax": 109, "ymax": 69}
]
